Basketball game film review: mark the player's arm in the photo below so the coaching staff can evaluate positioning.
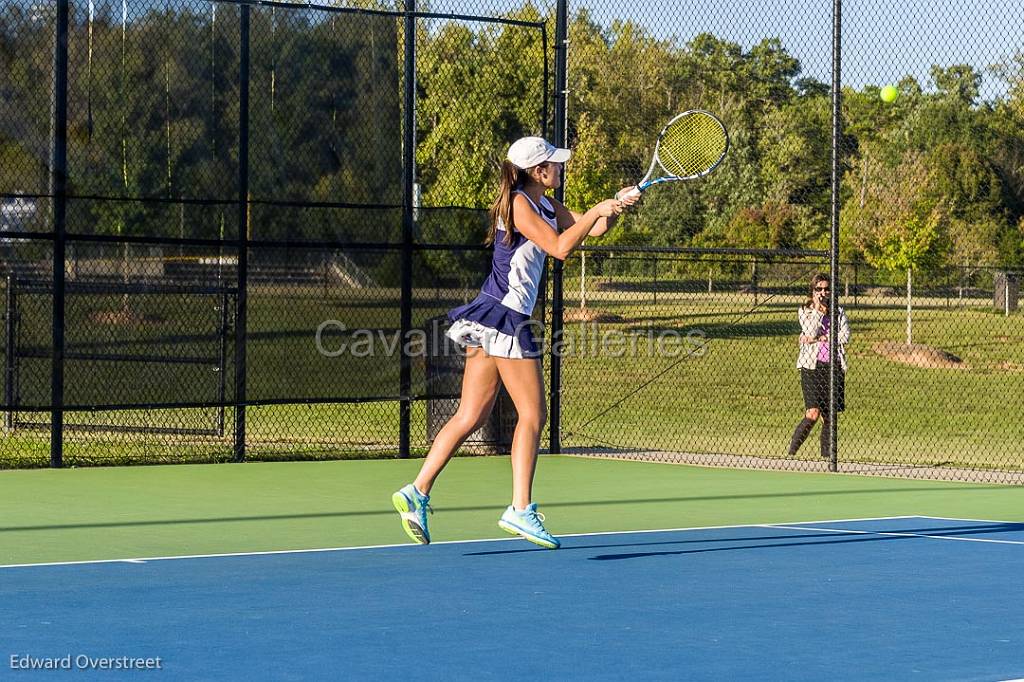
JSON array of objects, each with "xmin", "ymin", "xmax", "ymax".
[
  {"xmin": 550, "ymin": 188, "xmax": 638, "ymax": 238},
  {"xmin": 512, "ymin": 194, "xmax": 621, "ymax": 261},
  {"xmin": 551, "ymin": 201, "xmax": 614, "ymax": 238}
]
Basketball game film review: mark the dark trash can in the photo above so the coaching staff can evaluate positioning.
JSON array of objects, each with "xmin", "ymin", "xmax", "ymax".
[
  {"xmin": 994, "ymin": 271, "xmax": 1019, "ymax": 313},
  {"xmin": 424, "ymin": 316, "xmax": 517, "ymax": 454}
]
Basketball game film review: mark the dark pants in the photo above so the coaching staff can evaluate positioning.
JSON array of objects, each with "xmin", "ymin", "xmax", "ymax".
[
  {"xmin": 790, "ymin": 364, "xmax": 845, "ymax": 458},
  {"xmin": 800, "ymin": 364, "xmax": 845, "ymax": 413}
]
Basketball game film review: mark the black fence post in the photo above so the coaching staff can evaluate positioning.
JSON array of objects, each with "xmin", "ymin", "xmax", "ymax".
[
  {"xmin": 853, "ymin": 258, "xmax": 859, "ymax": 307},
  {"xmin": 398, "ymin": 0, "xmax": 416, "ymax": 459},
  {"xmin": 652, "ymin": 256, "xmax": 658, "ymax": 305},
  {"xmin": 827, "ymin": 0, "xmax": 843, "ymax": 473},
  {"xmin": 5, "ymin": 276, "xmax": 15, "ymax": 430},
  {"xmin": 751, "ymin": 259, "xmax": 759, "ymax": 306},
  {"xmin": 217, "ymin": 289, "xmax": 230, "ymax": 438},
  {"xmin": 548, "ymin": 0, "xmax": 568, "ymax": 455},
  {"xmin": 322, "ymin": 255, "xmax": 329, "ymax": 301},
  {"xmin": 50, "ymin": 0, "xmax": 70, "ymax": 468},
  {"xmin": 233, "ymin": 5, "xmax": 251, "ymax": 463}
]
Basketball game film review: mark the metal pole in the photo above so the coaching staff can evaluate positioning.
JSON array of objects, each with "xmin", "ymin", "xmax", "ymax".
[
  {"xmin": 827, "ymin": 0, "xmax": 842, "ymax": 473},
  {"xmin": 398, "ymin": 0, "xmax": 416, "ymax": 458},
  {"xmin": 50, "ymin": 0, "xmax": 70, "ymax": 468},
  {"xmin": 217, "ymin": 289, "xmax": 229, "ymax": 437},
  {"xmin": 751, "ymin": 259, "xmax": 758, "ymax": 306},
  {"xmin": 233, "ymin": 5, "xmax": 250, "ymax": 462},
  {"xmin": 541, "ymin": 23, "xmax": 549, "ymax": 139},
  {"xmin": 853, "ymin": 258, "xmax": 859, "ymax": 307},
  {"xmin": 548, "ymin": 0, "xmax": 568, "ymax": 455},
  {"xmin": 5, "ymin": 276, "xmax": 15, "ymax": 430},
  {"xmin": 652, "ymin": 257, "xmax": 658, "ymax": 305}
]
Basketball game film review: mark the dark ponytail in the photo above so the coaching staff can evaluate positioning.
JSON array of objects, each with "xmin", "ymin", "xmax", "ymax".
[{"xmin": 487, "ymin": 160, "xmax": 530, "ymax": 246}]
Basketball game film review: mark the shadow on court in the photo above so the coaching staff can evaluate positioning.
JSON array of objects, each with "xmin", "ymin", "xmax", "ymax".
[
  {"xmin": 463, "ymin": 522, "xmax": 1024, "ymax": 559},
  {"xmin": 0, "ymin": 488, "xmax": 1009, "ymax": 533}
]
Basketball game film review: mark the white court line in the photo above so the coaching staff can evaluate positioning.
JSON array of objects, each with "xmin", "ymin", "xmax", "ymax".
[
  {"xmin": 763, "ymin": 522, "xmax": 1024, "ymax": 546},
  {"xmin": 916, "ymin": 514, "xmax": 1024, "ymax": 525},
  {"xmin": 0, "ymin": 515, "xmax": 920, "ymax": 570}
]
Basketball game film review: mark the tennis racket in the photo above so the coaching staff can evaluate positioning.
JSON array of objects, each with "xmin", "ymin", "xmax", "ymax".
[{"xmin": 617, "ymin": 110, "xmax": 729, "ymax": 200}]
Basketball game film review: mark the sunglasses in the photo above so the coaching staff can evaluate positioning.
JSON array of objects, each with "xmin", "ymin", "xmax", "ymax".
[{"xmin": 815, "ymin": 286, "xmax": 830, "ymax": 291}]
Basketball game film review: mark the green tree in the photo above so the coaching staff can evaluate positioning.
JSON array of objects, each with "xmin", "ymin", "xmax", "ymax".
[
  {"xmin": 846, "ymin": 151, "xmax": 950, "ymax": 345},
  {"xmin": 759, "ymin": 94, "xmax": 832, "ymax": 235},
  {"xmin": 721, "ymin": 202, "xmax": 802, "ymax": 250},
  {"xmin": 927, "ymin": 142, "xmax": 1007, "ymax": 268},
  {"xmin": 414, "ymin": 9, "xmax": 547, "ymax": 281},
  {"xmin": 930, "ymin": 64, "xmax": 982, "ymax": 105}
]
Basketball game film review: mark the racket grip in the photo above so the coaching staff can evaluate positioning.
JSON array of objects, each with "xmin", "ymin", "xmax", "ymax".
[{"xmin": 615, "ymin": 186, "xmax": 642, "ymax": 200}]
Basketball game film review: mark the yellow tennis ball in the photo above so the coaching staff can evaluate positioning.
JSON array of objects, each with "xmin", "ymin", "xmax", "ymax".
[{"xmin": 880, "ymin": 85, "xmax": 898, "ymax": 103}]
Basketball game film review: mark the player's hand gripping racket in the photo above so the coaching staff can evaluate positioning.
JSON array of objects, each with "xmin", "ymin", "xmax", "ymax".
[{"xmin": 617, "ymin": 110, "xmax": 729, "ymax": 200}]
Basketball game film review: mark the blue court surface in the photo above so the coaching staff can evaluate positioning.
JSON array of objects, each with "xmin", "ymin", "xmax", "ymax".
[{"xmin": 3, "ymin": 516, "xmax": 1023, "ymax": 681}]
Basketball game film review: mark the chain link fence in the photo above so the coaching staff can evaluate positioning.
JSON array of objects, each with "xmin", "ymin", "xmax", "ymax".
[
  {"xmin": 557, "ymin": 250, "xmax": 1024, "ymax": 481},
  {"xmin": 555, "ymin": 0, "xmax": 1023, "ymax": 482},
  {"xmin": 0, "ymin": 0, "xmax": 547, "ymax": 467},
  {"xmin": 1, "ymin": 0, "xmax": 1022, "ymax": 481}
]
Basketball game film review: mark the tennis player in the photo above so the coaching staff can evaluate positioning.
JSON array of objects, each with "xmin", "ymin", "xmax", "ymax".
[
  {"xmin": 392, "ymin": 136, "xmax": 638, "ymax": 549},
  {"xmin": 787, "ymin": 273, "xmax": 850, "ymax": 459}
]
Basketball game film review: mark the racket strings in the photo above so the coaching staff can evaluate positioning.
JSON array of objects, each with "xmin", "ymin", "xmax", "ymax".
[{"xmin": 656, "ymin": 114, "xmax": 728, "ymax": 178}]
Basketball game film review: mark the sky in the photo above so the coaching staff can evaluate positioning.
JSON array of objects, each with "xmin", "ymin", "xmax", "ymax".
[{"xmin": 428, "ymin": 0, "xmax": 1022, "ymax": 100}]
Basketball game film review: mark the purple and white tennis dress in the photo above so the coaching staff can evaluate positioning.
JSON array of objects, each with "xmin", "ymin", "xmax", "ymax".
[{"xmin": 446, "ymin": 191, "xmax": 556, "ymax": 359}]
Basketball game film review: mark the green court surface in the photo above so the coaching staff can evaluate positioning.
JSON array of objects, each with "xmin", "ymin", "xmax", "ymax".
[{"xmin": 1, "ymin": 456, "xmax": 1022, "ymax": 566}]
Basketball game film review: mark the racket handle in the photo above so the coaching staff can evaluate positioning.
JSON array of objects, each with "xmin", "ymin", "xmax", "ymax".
[{"xmin": 615, "ymin": 186, "xmax": 642, "ymax": 200}]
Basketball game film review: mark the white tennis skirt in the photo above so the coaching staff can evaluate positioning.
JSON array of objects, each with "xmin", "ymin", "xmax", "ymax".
[{"xmin": 446, "ymin": 295, "xmax": 543, "ymax": 360}]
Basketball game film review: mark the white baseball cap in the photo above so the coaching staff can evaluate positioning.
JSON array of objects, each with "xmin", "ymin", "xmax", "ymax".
[{"xmin": 506, "ymin": 136, "xmax": 571, "ymax": 169}]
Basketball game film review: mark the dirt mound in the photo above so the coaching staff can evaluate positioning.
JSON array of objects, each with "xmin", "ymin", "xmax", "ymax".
[
  {"xmin": 563, "ymin": 308, "xmax": 625, "ymax": 323},
  {"xmin": 89, "ymin": 309, "xmax": 165, "ymax": 326},
  {"xmin": 872, "ymin": 342, "xmax": 966, "ymax": 369}
]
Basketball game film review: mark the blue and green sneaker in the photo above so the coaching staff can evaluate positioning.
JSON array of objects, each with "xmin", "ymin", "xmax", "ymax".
[
  {"xmin": 498, "ymin": 503, "xmax": 560, "ymax": 549},
  {"xmin": 391, "ymin": 483, "xmax": 432, "ymax": 545}
]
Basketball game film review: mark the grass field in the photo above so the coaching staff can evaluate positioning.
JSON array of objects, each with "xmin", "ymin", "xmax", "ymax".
[
  {"xmin": 557, "ymin": 283, "xmax": 1024, "ymax": 473},
  {"xmin": 2, "ymin": 276, "xmax": 1022, "ymax": 477}
]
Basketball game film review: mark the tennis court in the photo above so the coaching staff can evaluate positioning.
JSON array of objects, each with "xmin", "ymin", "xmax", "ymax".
[{"xmin": 3, "ymin": 457, "xmax": 1023, "ymax": 680}]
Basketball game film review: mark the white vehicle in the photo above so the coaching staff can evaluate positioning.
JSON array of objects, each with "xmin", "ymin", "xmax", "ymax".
[{"xmin": 0, "ymin": 194, "xmax": 37, "ymax": 244}]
